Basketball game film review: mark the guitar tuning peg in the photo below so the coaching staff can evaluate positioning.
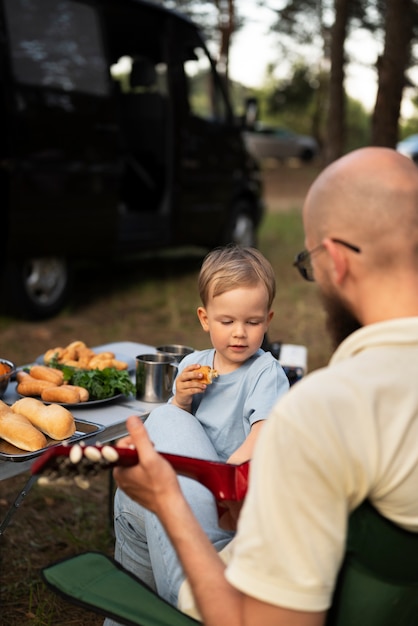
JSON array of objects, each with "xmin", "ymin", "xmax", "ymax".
[{"xmin": 69, "ymin": 444, "xmax": 83, "ymax": 464}]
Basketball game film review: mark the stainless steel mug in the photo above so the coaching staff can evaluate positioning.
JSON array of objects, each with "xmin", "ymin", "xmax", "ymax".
[
  {"xmin": 135, "ymin": 354, "xmax": 177, "ymax": 403},
  {"xmin": 156, "ymin": 344, "xmax": 195, "ymax": 364}
]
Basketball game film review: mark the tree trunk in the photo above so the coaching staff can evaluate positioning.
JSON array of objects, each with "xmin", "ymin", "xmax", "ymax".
[
  {"xmin": 215, "ymin": 0, "xmax": 235, "ymax": 83},
  {"xmin": 371, "ymin": 0, "xmax": 414, "ymax": 147},
  {"xmin": 325, "ymin": 0, "xmax": 349, "ymax": 164}
]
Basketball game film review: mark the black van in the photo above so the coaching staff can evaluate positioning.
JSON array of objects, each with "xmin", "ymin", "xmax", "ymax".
[{"xmin": 0, "ymin": 0, "xmax": 263, "ymax": 319}]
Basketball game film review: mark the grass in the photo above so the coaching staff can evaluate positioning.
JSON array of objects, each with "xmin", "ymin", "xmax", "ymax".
[{"xmin": 0, "ymin": 206, "xmax": 333, "ymax": 624}]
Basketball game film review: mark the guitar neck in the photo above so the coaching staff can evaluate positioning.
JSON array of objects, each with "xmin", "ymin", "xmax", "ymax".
[{"xmin": 31, "ymin": 444, "xmax": 250, "ymax": 502}]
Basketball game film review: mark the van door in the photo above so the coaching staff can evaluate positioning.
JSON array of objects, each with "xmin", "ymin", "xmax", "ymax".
[{"xmin": 167, "ymin": 20, "xmax": 251, "ymax": 247}]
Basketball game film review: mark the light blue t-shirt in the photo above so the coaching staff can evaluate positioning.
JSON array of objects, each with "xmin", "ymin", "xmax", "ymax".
[{"xmin": 173, "ymin": 348, "xmax": 289, "ymax": 461}]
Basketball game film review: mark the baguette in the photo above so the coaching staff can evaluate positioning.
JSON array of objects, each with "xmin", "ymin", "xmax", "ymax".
[
  {"xmin": 12, "ymin": 397, "xmax": 76, "ymax": 440},
  {"xmin": 30, "ymin": 365, "xmax": 64, "ymax": 386},
  {"xmin": 41, "ymin": 386, "xmax": 81, "ymax": 404},
  {"xmin": 196, "ymin": 365, "xmax": 219, "ymax": 385},
  {"xmin": 0, "ymin": 400, "xmax": 47, "ymax": 451}
]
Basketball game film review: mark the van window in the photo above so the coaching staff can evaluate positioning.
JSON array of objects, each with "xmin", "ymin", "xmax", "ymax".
[
  {"xmin": 4, "ymin": 0, "xmax": 108, "ymax": 95},
  {"xmin": 184, "ymin": 46, "xmax": 227, "ymax": 122},
  {"xmin": 110, "ymin": 56, "xmax": 168, "ymax": 98}
]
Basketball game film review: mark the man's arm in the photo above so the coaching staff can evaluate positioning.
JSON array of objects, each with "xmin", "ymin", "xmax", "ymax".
[{"xmin": 113, "ymin": 416, "xmax": 326, "ymax": 626}]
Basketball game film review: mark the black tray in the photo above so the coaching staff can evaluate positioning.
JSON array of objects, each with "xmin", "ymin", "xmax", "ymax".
[{"xmin": 0, "ymin": 419, "xmax": 105, "ymax": 462}]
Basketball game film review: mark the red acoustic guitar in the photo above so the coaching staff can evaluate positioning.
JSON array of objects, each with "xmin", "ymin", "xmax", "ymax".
[{"xmin": 31, "ymin": 443, "xmax": 250, "ymax": 503}]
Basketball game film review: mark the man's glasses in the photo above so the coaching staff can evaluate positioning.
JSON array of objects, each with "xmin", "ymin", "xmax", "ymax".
[{"xmin": 293, "ymin": 238, "xmax": 361, "ymax": 281}]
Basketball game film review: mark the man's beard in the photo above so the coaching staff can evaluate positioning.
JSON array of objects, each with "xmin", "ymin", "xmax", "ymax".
[{"xmin": 319, "ymin": 289, "xmax": 362, "ymax": 349}]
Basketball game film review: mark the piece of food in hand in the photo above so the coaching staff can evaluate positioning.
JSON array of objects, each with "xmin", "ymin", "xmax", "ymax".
[
  {"xmin": 30, "ymin": 365, "xmax": 64, "ymax": 386},
  {"xmin": 17, "ymin": 377, "xmax": 57, "ymax": 397},
  {"xmin": 12, "ymin": 397, "xmax": 76, "ymax": 440},
  {"xmin": 41, "ymin": 386, "xmax": 81, "ymax": 405},
  {"xmin": 196, "ymin": 365, "xmax": 219, "ymax": 384},
  {"xmin": 0, "ymin": 400, "xmax": 48, "ymax": 451}
]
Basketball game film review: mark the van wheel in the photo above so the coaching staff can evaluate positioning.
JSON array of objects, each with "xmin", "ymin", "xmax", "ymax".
[
  {"xmin": 226, "ymin": 203, "xmax": 258, "ymax": 247},
  {"xmin": 4, "ymin": 257, "xmax": 72, "ymax": 320}
]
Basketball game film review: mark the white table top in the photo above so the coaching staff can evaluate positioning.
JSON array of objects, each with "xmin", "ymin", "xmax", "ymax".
[{"xmin": 0, "ymin": 341, "xmax": 162, "ymax": 480}]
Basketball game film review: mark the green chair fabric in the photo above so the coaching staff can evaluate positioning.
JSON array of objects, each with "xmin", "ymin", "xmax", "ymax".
[
  {"xmin": 42, "ymin": 551, "xmax": 200, "ymax": 626},
  {"xmin": 325, "ymin": 500, "xmax": 418, "ymax": 626},
  {"xmin": 42, "ymin": 501, "xmax": 418, "ymax": 626}
]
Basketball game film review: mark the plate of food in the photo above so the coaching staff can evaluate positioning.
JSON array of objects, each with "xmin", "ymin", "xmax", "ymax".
[
  {"xmin": 15, "ymin": 363, "xmax": 135, "ymax": 407},
  {"xmin": 0, "ymin": 396, "xmax": 106, "ymax": 461}
]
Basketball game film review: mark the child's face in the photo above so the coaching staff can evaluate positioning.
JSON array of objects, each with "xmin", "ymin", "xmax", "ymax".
[{"xmin": 197, "ymin": 284, "xmax": 273, "ymax": 371}]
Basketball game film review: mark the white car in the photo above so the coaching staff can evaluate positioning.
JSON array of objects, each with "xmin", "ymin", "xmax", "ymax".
[
  {"xmin": 244, "ymin": 124, "xmax": 319, "ymax": 163},
  {"xmin": 396, "ymin": 134, "xmax": 418, "ymax": 164}
]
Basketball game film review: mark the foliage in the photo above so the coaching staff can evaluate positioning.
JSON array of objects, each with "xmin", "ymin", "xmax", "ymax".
[
  {"xmin": 399, "ymin": 116, "xmax": 418, "ymax": 139},
  {"xmin": 47, "ymin": 356, "xmax": 136, "ymax": 400},
  {"xmin": 345, "ymin": 98, "xmax": 372, "ymax": 151}
]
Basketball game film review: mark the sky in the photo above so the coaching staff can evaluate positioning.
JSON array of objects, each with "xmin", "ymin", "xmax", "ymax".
[{"xmin": 227, "ymin": 6, "xmax": 415, "ymax": 118}]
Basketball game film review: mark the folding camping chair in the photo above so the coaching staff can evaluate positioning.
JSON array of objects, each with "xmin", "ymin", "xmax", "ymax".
[{"xmin": 41, "ymin": 498, "xmax": 418, "ymax": 625}]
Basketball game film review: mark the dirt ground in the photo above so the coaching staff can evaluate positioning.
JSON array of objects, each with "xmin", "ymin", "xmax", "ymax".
[
  {"xmin": 0, "ymin": 161, "xmax": 323, "ymax": 625},
  {"xmin": 262, "ymin": 159, "xmax": 321, "ymax": 211}
]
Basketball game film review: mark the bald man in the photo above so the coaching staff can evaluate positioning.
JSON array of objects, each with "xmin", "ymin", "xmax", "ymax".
[{"xmin": 111, "ymin": 148, "xmax": 418, "ymax": 626}]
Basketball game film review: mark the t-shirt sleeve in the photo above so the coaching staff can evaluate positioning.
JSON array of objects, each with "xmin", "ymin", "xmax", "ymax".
[{"xmin": 244, "ymin": 356, "xmax": 289, "ymax": 426}]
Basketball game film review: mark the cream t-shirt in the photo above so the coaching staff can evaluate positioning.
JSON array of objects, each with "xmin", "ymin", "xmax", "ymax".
[{"xmin": 179, "ymin": 318, "xmax": 418, "ymax": 617}]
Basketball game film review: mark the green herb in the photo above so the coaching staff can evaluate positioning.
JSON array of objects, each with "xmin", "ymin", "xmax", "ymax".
[
  {"xmin": 46, "ymin": 355, "xmax": 135, "ymax": 400},
  {"xmin": 54, "ymin": 364, "xmax": 135, "ymax": 400}
]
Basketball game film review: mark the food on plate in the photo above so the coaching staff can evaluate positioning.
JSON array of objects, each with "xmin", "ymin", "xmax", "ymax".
[
  {"xmin": 17, "ymin": 365, "xmax": 90, "ymax": 404},
  {"xmin": 12, "ymin": 397, "xmax": 76, "ymax": 440},
  {"xmin": 41, "ymin": 386, "xmax": 83, "ymax": 405},
  {"xmin": 43, "ymin": 340, "xmax": 128, "ymax": 371},
  {"xmin": 30, "ymin": 365, "xmax": 64, "ymax": 386},
  {"xmin": 0, "ymin": 399, "xmax": 48, "ymax": 451},
  {"xmin": 16, "ymin": 375, "xmax": 57, "ymax": 397},
  {"xmin": 196, "ymin": 365, "xmax": 219, "ymax": 385},
  {"xmin": 67, "ymin": 385, "xmax": 90, "ymax": 402}
]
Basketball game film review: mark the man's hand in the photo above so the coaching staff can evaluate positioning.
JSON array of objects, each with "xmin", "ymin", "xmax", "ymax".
[
  {"xmin": 113, "ymin": 415, "xmax": 183, "ymax": 517},
  {"xmin": 171, "ymin": 364, "xmax": 210, "ymax": 411}
]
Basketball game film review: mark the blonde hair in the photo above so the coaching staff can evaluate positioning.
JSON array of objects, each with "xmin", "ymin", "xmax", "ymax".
[{"xmin": 198, "ymin": 245, "xmax": 276, "ymax": 308}]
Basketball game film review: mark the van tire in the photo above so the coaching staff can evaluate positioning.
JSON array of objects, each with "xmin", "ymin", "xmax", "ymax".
[
  {"xmin": 226, "ymin": 202, "xmax": 258, "ymax": 247},
  {"xmin": 3, "ymin": 257, "xmax": 72, "ymax": 320}
]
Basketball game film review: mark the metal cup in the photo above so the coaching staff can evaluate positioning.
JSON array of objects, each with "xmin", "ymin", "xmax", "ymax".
[
  {"xmin": 135, "ymin": 354, "xmax": 177, "ymax": 403},
  {"xmin": 156, "ymin": 344, "xmax": 195, "ymax": 364}
]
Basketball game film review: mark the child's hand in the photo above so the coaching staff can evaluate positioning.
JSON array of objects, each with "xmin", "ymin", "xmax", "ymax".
[{"xmin": 172, "ymin": 364, "xmax": 210, "ymax": 411}]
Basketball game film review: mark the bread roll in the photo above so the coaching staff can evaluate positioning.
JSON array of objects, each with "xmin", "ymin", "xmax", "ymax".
[
  {"xmin": 30, "ymin": 365, "xmax": 64, "ymax": 386},
  {"xmin": 0, "ymin": 400, "xmax": 47, "ymax": 451},
  {"xmin": 196, "ymin": 365, "xmax": 219, "ymax": 384},
  {"xmin": 17, "ymin": 377, "xmax": 57, "ymax": 396},
  {"xmin": 12, "ymin": 397, "xmax": 76, "ymax": 440},
  {"xmin": 41, "ymin": 386, "xmax": 81, "ymax": 404},
  {"xmin": 66, "ymin": 385, "xmax": 89, "ymax": 402},
  {"xmin": 16, "ymin": 370, "xmax": 31, "ymax": 383}
]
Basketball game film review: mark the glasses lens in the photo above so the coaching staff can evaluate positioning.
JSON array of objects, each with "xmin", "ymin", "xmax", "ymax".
[{"xmin": 294, "ymin": 251, "xmax": 314, "ymax": 281}]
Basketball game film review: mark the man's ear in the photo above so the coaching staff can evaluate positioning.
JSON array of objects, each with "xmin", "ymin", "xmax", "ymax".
[
  {"xmin": 197, "ymin": 306, "xmax": 210, "ymax": 332},
  {"xmin": 322, "ymin": 238, "xmax": 348, "ymax": 285}
]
